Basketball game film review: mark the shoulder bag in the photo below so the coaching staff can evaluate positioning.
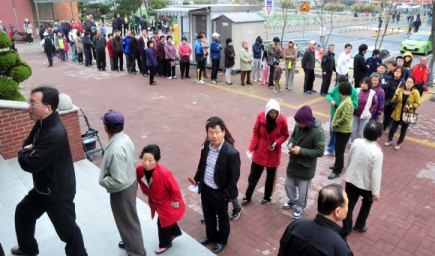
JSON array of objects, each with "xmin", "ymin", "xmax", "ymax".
[{"xmin": 358, "ymin": 88, "xmax": 375, "ymax": 119}]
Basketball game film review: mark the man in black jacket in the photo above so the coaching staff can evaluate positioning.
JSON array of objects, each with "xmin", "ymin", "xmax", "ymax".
[
  {"xmin": 92, "ymin": 31, "xmax": 107, "ymax": 71},
  {"xmin": 320, "ymin": 44, "xmax": 336, "ymax": 96},
  {"xmin": 13, "ymin": 86, "xmax": 87, "ymax": 256},
  {"xmin": 353, "ymin": 44, "xmax": 368, "ymax": 88},
  {"xmin": 140, "ymin": 16, "xmax": 148, "ymax": 33},
  {"xmin": 116, "ymin": 14, "xmax": 123, "ymax": 36},
  {"xmin": 112, "ymin": 29, "xmax": 124, "ymax": 71},
  {"xmin": 301, "ymin": 40, "xmax": 317, "ymax": 94},
  {"xmin": 278, "ymin": 183, "xmax": 353, "ymax": 256},
  {"xmin": 194, "ymin": 117, "xmax": 241, "ymax": 254},
  {"xmin": 128, "ymin": 31, "xmax": 140, "ymax": 74},
  {"xmin": 41, "ymin": 32, "xmax": 55, "ymax": 67}
]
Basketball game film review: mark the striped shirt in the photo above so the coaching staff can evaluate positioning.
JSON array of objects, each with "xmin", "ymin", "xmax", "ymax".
[{"xmin": 204, "ymin": 140, "xmax": 224, "ymax": 189}]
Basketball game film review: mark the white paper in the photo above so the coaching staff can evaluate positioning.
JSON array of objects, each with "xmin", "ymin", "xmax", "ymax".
[
  {"xmin": 246, "ymin": 150, "xmax": 252, "ymax": 160},
  {"xmin": 189, "ymin": 185, "xmax": 198, "ymax": 193}
]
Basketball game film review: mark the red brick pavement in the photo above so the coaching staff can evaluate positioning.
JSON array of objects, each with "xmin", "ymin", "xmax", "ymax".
[{"xmin": 16, "ymin": 44, "xmax": 435, "ymax": 256}]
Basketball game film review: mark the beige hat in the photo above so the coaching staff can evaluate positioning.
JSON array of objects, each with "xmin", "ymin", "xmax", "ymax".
[
  {"xmin": 212, "ymin": 32, "xmax": 220, "ymax": 37},
  {"xmin": 310, "ymin": 39, "xmax": 317, "ymax": 44}
]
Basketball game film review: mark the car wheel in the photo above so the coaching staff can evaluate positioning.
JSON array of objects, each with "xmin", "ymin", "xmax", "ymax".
[{"xmin": 425, "ymin": 47, "xmax": 428, "ymax": 56}]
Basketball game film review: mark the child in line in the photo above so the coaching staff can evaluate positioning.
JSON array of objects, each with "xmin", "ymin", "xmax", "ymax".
[
  {"xmin": 261, "ymin": 50, "xmax": 269, "ymax": 85},
  {"xmin": 63, "ymin": 37, "xmax": 69, "ymax": 60},
  {"xmin": 55, "ymin": 31, "xmax": 65, "ymax": 61},
  {"xmin": 273, "ymin": 60, "xmax": 282, "ymax": 92},
  {"xmin": 107, "ymin": 33, "xmax": 115, "ymax": 71}
]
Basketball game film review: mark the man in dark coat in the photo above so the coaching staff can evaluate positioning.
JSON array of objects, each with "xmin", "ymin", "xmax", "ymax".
[
  {"xmin": 40, "ymin": 32, "xmax": 55, "ymax": 67},
  {"xmin": 128, "ymin": 31, "xmax": 140, "ymax": 74},
  {"xmin": 112, "ymin": 29, "xmax": 124, "ymax": 71},
  {"xmin": 194, "ymin": 117, "xmax": 241, "ymax": 254},
  {"xmin": 301, "ymin": 40, "xmax": 317, "ymax": 94},
  {"xmin": 353, "ymin": 44, "xmax": 368, "ymax": 88},
  {"xmin": 320, "ymin": 44, "xmax": 336, "ymax": 95},
  {"xmin": 92, "ymin": 31, "xmax": 107, "ymax": 71},
  {"xmin": 278, "ymin": 183, "xmax": 353, "ymax": 256},
  {"xmin": 12, "ymin": 86, "xmax": 88, "ymax": 256}
]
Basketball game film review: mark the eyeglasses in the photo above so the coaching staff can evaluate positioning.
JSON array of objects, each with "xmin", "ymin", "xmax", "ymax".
[
  {"xmin": 207, "ymin": 131, "xmax": 223, "ymax": 136},
  {"xmin": 27, "ymin": 100, "xmax": 45, "ymax": 108}
]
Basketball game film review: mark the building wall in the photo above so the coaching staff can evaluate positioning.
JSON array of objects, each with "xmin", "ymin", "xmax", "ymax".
[
  {"xmin": 0, "ymin": 107, "xmax": 85, "ymax": 162},
  {"xmin": 0, "ymin": 0, "xmax": 35, "ymax": 32},
  {"xmin": 54, "ymin": 2, "xmax": 80, "ymax": 21}
]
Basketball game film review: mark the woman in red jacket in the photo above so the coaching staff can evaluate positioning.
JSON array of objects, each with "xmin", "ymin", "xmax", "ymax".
[
  {"xmin": 243, "ymin": 99, "xmax": 290, "ymax": 205},
  {"xmin": 136, "ymin": 144, "xmax": 185, "ymax": 254}
]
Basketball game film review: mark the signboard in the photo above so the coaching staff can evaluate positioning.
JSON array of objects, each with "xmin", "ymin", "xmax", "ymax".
[
  {"xmin": 414, "ymin": 0, "xmax": 430, "ymax": 3},
  {"xmin": 300, "ymin": 1, "xmax": 309, "ymax": 12},
  {"xmin": 34, "ymin": 0, "xmax": 80, "ymax": 2},
  {"xmin": 265, "ymin": 0, "xmax": 274, "ymax": 17}
]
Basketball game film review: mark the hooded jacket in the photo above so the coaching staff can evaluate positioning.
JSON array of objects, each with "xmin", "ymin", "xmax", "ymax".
[
  {"xmin": 18, "ymin": 112, "xmax": 76, "ymax": 202},
  {"xmin": 210, "ymin": 38, "xmax": 222, "ymax": 60},
  {"xmin": 248, "ymin": 99, "xmax": 290, "ymax": 167},
  {"xmin": 286, "ymin": 106, "xmax": 325, "ymax": 180},
  {"xmin": 402, "ymin": 51, "xmax": 413, "ymax": 69}
]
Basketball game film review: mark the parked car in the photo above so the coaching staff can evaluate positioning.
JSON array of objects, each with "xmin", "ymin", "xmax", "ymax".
[
  {"xmin": 349, "ymin": 47, "xmax": 395, "ymax": 69},
  {"xmin": 400, "ymin": 32, "xmax": 432, "ymax": 55}
]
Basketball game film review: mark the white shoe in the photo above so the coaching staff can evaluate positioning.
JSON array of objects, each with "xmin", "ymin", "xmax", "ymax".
[
  {"xmin": 93, "ymin": 60, "xmax": 96, "ymax": 63},
  {"xmin": 253, "ymin": 79, "xmax": 257, "ymax": 82},
  {"xmin": 200, "ymin": 78, "xmax": 204, "ymax": 81},
  {"xmin": 279, "ymin": 89, "xmax": 282, "ymax": 92},
  {"xmin": 173, "ymin": 76, "xmax": 177, "ymax": 79},
  {"xmin": 394, "ymin": 144, "xmax": 401, "ymax": 150},
  {"xmin": 168, "ymin": 76, "xmax": 172, "ymax": 79},
  {"xmin": 197, "ymin": 80, "xmax": 205, "ymax": 84},
  {"xmin": 384, "ymin": 141, "xmax": 393, "ymax": 146},
  {"xmin": 323, "ymin": 151, "xmax": 334, "ymax": 156},
  {"xmin": 273, "ymin": 90, "xmax": 277, "ymax": 93},
  {"xmin": 211, "ymin": 80, "xmax": 217, "ymax": 84}
]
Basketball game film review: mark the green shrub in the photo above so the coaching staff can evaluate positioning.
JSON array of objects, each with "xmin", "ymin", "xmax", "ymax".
[
  {"xmin": 0, "ymin": 77, "xmax": 18, "ymax": 99},
  {"xmin": 9, "ymin": 64, "xmax": 32, "ymax": 83},
  {"xmin": 0, "ymin": 51, "xmax": 19, "ymax": 71},
  {"xmin": 0, "ymin": 32, "xmax": 12, "ymax": 49}
]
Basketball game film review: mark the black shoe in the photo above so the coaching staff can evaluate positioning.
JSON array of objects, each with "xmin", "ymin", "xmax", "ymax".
[
  {"xmin": 230, "ymin": 207, "xmax": 243, "ymax": 220},
  {"xmin": 241, "ymin": 84, "xmax": 245, "ymax": 86},
  {"xmin": 199, "ymin": 237, "xmax": 212, "ymax": 245},
  {"xmin": 211, "ymin": 243, "xmax": 225, "ymax": 254},
  {"xmin": 48, "ymin": 64, "xmax": 52, "ymax": 67},
  {"xmin": 329, "ymin": 166, "xmax": 335, "ymax": 170},
  {"xmin": 353, "ymin": 226, "xmax": 367, "ymax": 232},
  {"xmin": 134, "ymin": 72, "xmax": 137, "ymax": 75},
  {"xmin": 150, "ymin": 82, "xmax": 156, "ymax": 85},
  {"xmin": 328, "ymin": 173, "xmax": 338, "ymax": 179},
  {"xmin": 311, "ymin": 89, "xmax": 317, "ymax": 93},
  {"xmin": 241, "ymin": 198, "xmax": 250, "ymax": 205},
  {"xmin": 185, "ymin": 76, "xmax": 191, "ymax": 78},
  {"xmin": 98, "ymin": 69, "xmax": 102, "ymax": 71},
  {"xmin": 247, "ymin": 82, "xmax": 253, "ymax": 85},
  {"xmin": 181, "ymin": 76, "xmax": 184, "ymax": 79},
  {"xmin": 216, "ymin": 78, "xmax": 221, "ymax": 82},
  {"xmin": 261, "ymin": 199, "xmax": 271, "ymax": 204},
  {"xmin": 120, "ymin": 69, "xmax": 125, "ymax": 71},
  {"xmin": 204, "ymin": 75, "xmax": 209, "ymax": 78},
  {"xmin": 200, "ymin": 216, "xmax": 205, "ymax": 223},
  {"xmin": 102, "ymin": 69, "xmax": 107, "ymax": 71},
  {"xmin": 118, "ymin": 241, "xmax": 125, "ymax": 249},
  {"xmin": 128, "ymin": 71, "xmax": 133, "ymax": 74},
  {"xmin": 321, "ymin": 93, "xmax": 326, "ymax": 96}
]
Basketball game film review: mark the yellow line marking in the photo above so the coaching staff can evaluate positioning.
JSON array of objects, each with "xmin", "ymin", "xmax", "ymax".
[
  {"xmin": 420, "ymin": 93, "xmax": 432, "ymax": 104},
  {"xmin": 200, "ymin": 77, "xmax": 435, "ymax": 148}
]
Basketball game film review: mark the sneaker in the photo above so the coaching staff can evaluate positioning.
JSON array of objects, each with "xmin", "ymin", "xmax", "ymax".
[
  {"xmin": 93, "ymin": 60, "xmax": 96, "ymax": 63},
  {"xmin": 11, "ymin": 245, "xmax": 25, "ymax": 255},
  {"xmin": 324, "ymin": 151, "xmax": 334, "ymax": 156},
  {"xmin": 173, "ymin": 76, "xmax": 177, "ymax": 79},
  {"xmin": 261, "ymin": 199, "xmax": 271, "ymax": 204},
  {"xmin": 168, "ymin": 76, "xmax": 172, "ymax": 79},
  {"xmin": 279, "ymin": 89, "xmax": 282, "ymax": 92},
  {"xmin": 305, "ymin": 91, "xmax": 311, "ymax": 94},
  {"xmin": 384, "ymin": 141, "xmax": 393, "ymax": 146},
  {"xmin": 293, "ymin": 208, "xmax": 304, "ymax": 219},
  {"xmin": 311, "ymin": 89, "xmax": 317, "ymax": 93},
  {"xmin": 230, "ymin": 207, "xmax": 243, "ymax": 220},
  {"xmin": 394, "ymin": 144, "xmax": 401, "ymax": 150},
  {"xmin": 215, "ymin": 78, "xmax": 221, "ymax": 82},
  {"xmin": 253, "ymin": 79, "xmax": 257, "ymax": 82},
  {"xmin": 18, "ymin": 85, "xmax": 24, "ymax": 89},
  {"xmin": 197, "ymin": 80, "xmax": 205, "ymax": 84},
  {"xmin": 211, "ymin": 80, "xmax": 217, "ymax": 84},
  {"xmin": 273, "ymin": 90, "xmax": 277, "ymax": 92},
  {"xmin": 283, "ymin": 200, "xmax": 297, "ymax": 210}
]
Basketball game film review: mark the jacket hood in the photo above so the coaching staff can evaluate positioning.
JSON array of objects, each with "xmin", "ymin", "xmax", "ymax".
[
  {"xmin": 402, "ymin": 51, "xmax": 413, "ymax": 60},
  {"xmin": 265, "ymin": 99, "xmax": 281, "ymax": 119},
  {"xmin": 294, "ymin": 105, "xmax": 315, "ymax": 128}
]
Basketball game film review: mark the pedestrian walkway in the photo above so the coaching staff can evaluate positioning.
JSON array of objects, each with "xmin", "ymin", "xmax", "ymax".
[
  {"xmin": 6, "ymin": 41, "xmax": 435, "ymax": 256},
  {"xmin": 0, "ymin": 155, "xmax": 214, "ymax": 256}
]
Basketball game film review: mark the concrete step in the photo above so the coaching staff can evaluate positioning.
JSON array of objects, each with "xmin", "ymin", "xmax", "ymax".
[{"xmin": 0, "ymin": 156, "xmax": 214, "ymax": 256}]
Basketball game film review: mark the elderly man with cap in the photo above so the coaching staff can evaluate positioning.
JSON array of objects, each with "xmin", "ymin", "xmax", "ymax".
[
  {"xmin": 301, "ymin": 40, "xmax": 317, "ymax": 94},
  {"xmin": 210, "ymin": 32, "xmax": 223, "ymax": 84},
  {"xmin": 283, "ymin": 40, "xmax": 297, "ymax": 90},
  {"xmin": 99, "ymin": 110, "xmax": 146, "ymax": 256},
  {"xmin": 40, "ymin": 31, "xmax": 55, "ymax": 67},
  {"xmin": 284, "ymin": 105, "xmax": 325, "ymax": 219}
]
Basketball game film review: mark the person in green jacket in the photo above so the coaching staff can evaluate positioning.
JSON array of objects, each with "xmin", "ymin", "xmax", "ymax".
[
  {"xmin": 129, "ymin": 15, "xmax": 135, "ymax": 31},
  {"xmin": 284, "ymin": 105, "xmax": 325, "ymax": 219},
  {"xmin": 328, "ymin": 82, "xmax": 354, "ymax": 179},
  {"xmin": 324, "ymin": 75, "xmax": 359, "ymax": 156}
]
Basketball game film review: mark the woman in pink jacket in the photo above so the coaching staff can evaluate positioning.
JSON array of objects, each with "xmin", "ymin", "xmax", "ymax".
[
  {"xmin": 164, "ymin": 35, "xmax": 177, "ymax": 79},
  {"xmin": 136, "ymin": 144, "xmax": 185, "ymax": 254},
  {"xmin": 243, "ymin": 99, "xmax": 289, "ymax": 205},
  {"xmin": 178, "ymin": 37, "xmax": 192, "ymax": 79}
]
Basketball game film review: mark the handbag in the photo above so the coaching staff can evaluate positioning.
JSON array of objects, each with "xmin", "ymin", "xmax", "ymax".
[
  {"xmin": 26, "ymin": 28, "xmax": 33, "ymax": 34},
  {"xmin": 358, "ymin": 89, "xmax": 375, "ymax": 119},
  {"xmin": 402, "ymin": 110, "xmax": 418, "ymax": 124},
  {"xmin": 180, "ymin": 56, "xmax": 189, "ymax": 63},
  {"xmin": 287, "ymin": 61, "xmax": 292, "ymax": 70}
]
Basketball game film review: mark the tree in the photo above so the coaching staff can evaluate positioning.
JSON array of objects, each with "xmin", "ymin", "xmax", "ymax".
[
  {"xmin": 324, "ymin": 2, "xmax": 345, "ymax": 12},
  {"xmin": 376, "ymin": 0, "xmax": 397, "ymax": 49},
  {"xmin": 279, "ymin": 0, "xmax": 296, "ymax": 44},
  {"xmin": 116, "ymin": 0, "xmax": 143, "ymax": 14},
  {"xmin": 314, "ymin": 0, "xmax": 338, "ymax": 47},
  {"xmin": 351, "ymin": 3, "xmax": 375, "ymax": 13},
  {"xmin": 0, "ymin": 32, "xmax": 31, "ymax": 102}
]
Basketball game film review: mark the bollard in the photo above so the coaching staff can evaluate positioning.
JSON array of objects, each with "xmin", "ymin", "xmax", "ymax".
[
  {"xmin": 374, "ymin": 30, "xmax": 378, "ymax": 37},
  {"xmin": 391, "ymin": 28, "xmax": 395, "ymax": 35}
]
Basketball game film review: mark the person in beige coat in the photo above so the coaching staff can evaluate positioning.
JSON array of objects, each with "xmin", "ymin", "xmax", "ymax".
[
  {"xmin": 240, "ymin": 41, "xmax": 253, "ymax": 86},
  {"xmin": 75, "ymin": 31, "xmax": 84, "ymax": 65},
  {"xmin": 283, "ymin": 40, "xmax": 297, "ymax": 91}
]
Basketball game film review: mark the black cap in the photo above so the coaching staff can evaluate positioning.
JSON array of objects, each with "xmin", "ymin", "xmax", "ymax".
[
  {"xmin": 131, "ymin": 31, "xmax": 136, "ymax": 35},
  {"xmin": 273, "ymin": 37, "xmax": 280, "ymax": 42}
]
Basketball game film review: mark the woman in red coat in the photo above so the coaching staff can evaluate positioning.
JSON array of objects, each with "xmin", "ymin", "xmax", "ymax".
[
  {"xmin": 242, "ymin": 99, "xmax": 289, "ymax": 205},
  {"xmin": 136, "ymin": 144, "xmax": 185, "ymax": 254}
]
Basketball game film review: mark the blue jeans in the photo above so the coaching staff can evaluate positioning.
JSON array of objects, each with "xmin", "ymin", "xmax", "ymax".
[
  {"xmin": 71, "ymin": 44, "xmax": 77, "ymax": 61},
  {"xmin": 326, "ymin": 115, "xmax": 336, "ymax": 153}
]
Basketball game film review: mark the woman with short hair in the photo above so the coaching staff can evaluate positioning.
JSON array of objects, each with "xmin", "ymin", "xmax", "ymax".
[
  {"xmin": 240, "ymin": 41, "xmax": 253, "ymax": 86},
  {"xmin": 224, "ymin": 38, "xmax": 235, "ymax": 85}
]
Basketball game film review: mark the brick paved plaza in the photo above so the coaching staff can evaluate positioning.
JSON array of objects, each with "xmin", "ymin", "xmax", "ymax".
[{"xmin": 14, "ymin": 43, "xmax": 435, "ymax": 255}]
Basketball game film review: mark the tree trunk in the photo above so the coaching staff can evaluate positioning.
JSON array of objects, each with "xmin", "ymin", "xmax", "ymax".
[
  {"xmin": 379, "ymin": 0, "xmax": 397, "ymax": 49},
  {"xmin": 324, "ymin": 10, "xmax": 335, "ymax": 47},
  {"xmin": 429, "ymin": 2, "xmax": 435, "ymax": 90}
]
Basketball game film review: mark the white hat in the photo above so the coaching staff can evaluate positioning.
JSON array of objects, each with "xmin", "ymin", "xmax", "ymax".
[
  {"xmin": 310, "ymin": 39, "xmax": 317, "ymax": 44},
  {"xmin": 212, "ymin": 32, "xmax": 220, "ymax": 37}
]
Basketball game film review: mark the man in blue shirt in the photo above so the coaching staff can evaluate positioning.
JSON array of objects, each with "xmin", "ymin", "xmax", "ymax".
[
  {"xmin": 210, "ymin": 32, "xmax": 223, "ymax": 84},
  {"xmin": 366, "ymin": 49, "xmax": 382, "ymax": 77},
  {"xmin": 195, "ymin": 34, "xmax": 206, "ymax": 84}
]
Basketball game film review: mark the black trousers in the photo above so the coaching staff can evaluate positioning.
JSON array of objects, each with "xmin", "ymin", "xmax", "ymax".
[
  {"xmin": 91, "ymin": 46, "xmax": 96, "ymax": 61},
  {"xmin": 211, "ymin": 59, "xmax": 220, "ymax": 80},
  {"xmin": 140, "ymin": 50, "xmax": 148, "ymax": 74},
  {"xmin": 342, "ymin": 182, "xmax": 373, "ymax": 234},
  {"xmin": 15, "ymin": 194, "xmax": 87, "ymax": 256},
  {"xmin": 415, "ymin": 83, "xmax": 424, "ymax": 97},
  {"xmin": 125, "ymin": 53, "xmax": 133, "ymax": 72},
  {"xmin": 109, "ymin": 56, "xmax": 114, "ymax": 70},
  {"xmin": 123, "ymin": 23, "xmax": 128, "ymax": 35},
  {"xmin": 114, "ymin": 51, "xmax": 124, "ymax": 71},
  {"xmin": 147, "ymin": 66, "xmax": 155, "ymax": 83},
  {"xmin": 201, "ymin": 185, "xmax": 230, "ymax": 244},
  {"xmin": 321, "ymin": 71, "xmax": 333, "ymax": 94},
  {"xmin": 46, "ymin": 52, "xmax": 53, "ymax": 65},
  {"xmin": 268, "ymin": 65, "xmax": 275, "ymax": 87},
  {"xmin": 84, "ymin": 49, "xmax": 92, "ymax": 66},
  {"xmin": 159, "ymin": 59, "xmax": 167, "ymax": 76},
  {"xmin": 133, "ymin": 53, "xmax": 142, "ymax": 73},
  {"xmin": 78, "ymin": 52, "xmax": 83, "ymax": 63},
  {"xmin": 332, "ymin": 132, "xmax": 351, "ymax": 174},
  {"xmin": 157, "ymin": 218, "xmax": 181, "ymax": 248},
  {"xmin": 197, "ymin": 60, "xmax": 205, "ymax": 80},
  {"xmin": 354, "ymin": 77, "xmax": 362, "ymax": 88},
  {"xmin": 180, "ymin": 61, "xmax": 190, "ymax": 77},
  {"xmin": 166, "ymin": 60, "xmax": 176, "ymax": 77},
  {"xmin": 0, "ymin": 242, "xmax": 4, "ymax": 256},
  {"xmin": 244, "ymin": 161, "xmax": 277, "ymax": 201},
  {"xmin": 388, "ymin": 119, "xmax": 410, "ymax": 145},
  {"xmin": 382, "ymin": 103, "xmax": 395, "ymax": 130},
  {"xmin": 303, "ymin": 68, "xmax": 315, "ymax": 92},
  {"xmin": 96, "ymin": 50, "xmax": 106, "ymax": 70}
]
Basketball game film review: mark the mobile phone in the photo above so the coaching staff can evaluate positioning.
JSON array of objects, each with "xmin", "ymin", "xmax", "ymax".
[{"xmin": 269, "ymin": 142, "xmax": 275, "ymax": 150}]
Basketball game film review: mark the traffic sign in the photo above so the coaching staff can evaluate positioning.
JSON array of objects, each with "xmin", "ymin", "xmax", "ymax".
[
  {"xmin": 265, "ymin": 0, "xmax": 274, "ymax": 16},
  {"xmin": 300, "ymin": 1, "xmax": 309, "ymax": 12}
]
